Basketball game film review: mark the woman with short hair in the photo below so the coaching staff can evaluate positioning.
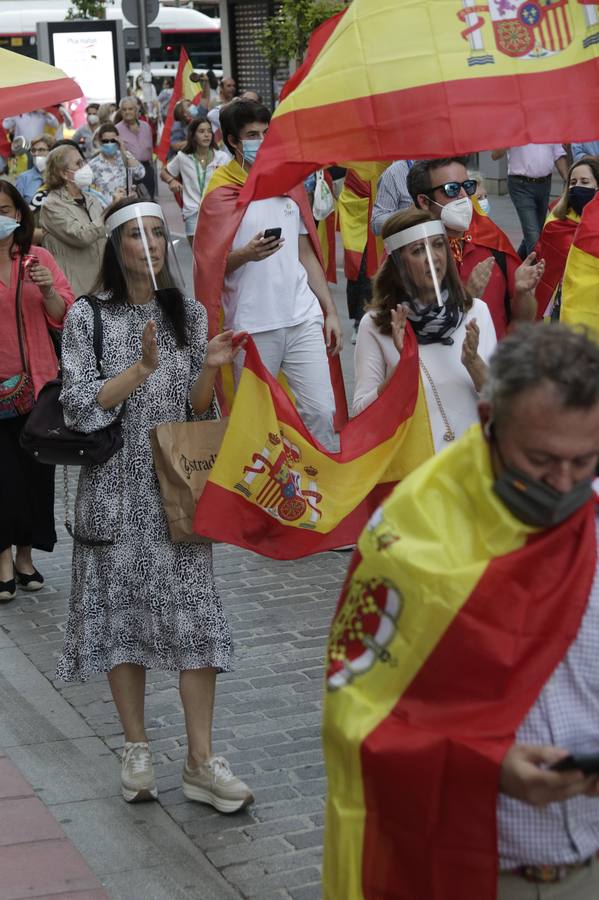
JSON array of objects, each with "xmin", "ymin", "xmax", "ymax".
[
  {"xmin": 353, "ymin": 207, "xmax": 497, "ymax": 451},
  {"xmin": 40, "ymin": 144, "xmax": 107, "ymax": 296}
]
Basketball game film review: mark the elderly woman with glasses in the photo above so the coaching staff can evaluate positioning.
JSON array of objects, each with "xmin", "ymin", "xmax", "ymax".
[{"xmin": 89, "ymin": 123, "xmax": 145, "ymax": 207}]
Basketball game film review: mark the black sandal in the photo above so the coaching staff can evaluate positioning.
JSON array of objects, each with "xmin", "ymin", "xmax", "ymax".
[{"xmin": 15, "ymin": 568, "xmax": 44, "ymax": 592}]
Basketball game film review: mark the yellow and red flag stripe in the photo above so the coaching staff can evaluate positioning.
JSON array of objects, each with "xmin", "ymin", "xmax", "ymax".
[
  {"xmin": 194, "ymin": 327, "xmax": 434, "ymax": 559},
  {"xmin": 337, "ymin": 166, "xmax": 386, "ymax": 281},
  {"xmin": 323, "ymin": 425, "xmax": 597, "ymax": 899},
  {"xmin": 561, "ymin": 192, "xmax": 599, "ymax": 339},
  {"xmin": 240, "ymin": 0, "xmax": 599, "ymax": 204},
  {"xmin": 156, "ymin": 47, "xmax": 201, "ymax": 164},
  {"xmin": 535, "ymin": 207, "xmax": 580, "ymax": 317},
  {"xmin": 194, "ymin": 159, "xmax": 348, "ymax": 425},
  {"xmin": 0, "ymin": 48, "xmax": 81, "ymax": 118},
  {"xmin": 316, "ymin": 168, "xmax": 337, "ymax": 284}
]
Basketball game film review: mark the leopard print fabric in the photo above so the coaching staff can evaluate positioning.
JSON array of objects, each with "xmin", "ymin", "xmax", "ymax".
[{"xmin": 56, "ymin": 293, "xmax": 231, "ymax": 682}]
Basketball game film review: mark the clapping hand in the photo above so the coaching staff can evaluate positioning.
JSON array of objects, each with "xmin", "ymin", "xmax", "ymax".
[
  {"xmin": 515, "ymin": 252, "xmax": 545, "ymax": 295},
  {"xmin": 461, "ymin": 318, "xmax": 480, "ymax": 368},
  {"xmin": 465, "ymin": 257, "xmax": 495, "ymax": 298},
  {"xmin": 140, "ymin": 319, "xmax": 159, "ymax": 375},
  {"xmin": 391, "ymin": 306, "xmax": 409, "ymax": 354},
  {"xmin": 205, "ymin": 330, "xmax": 248, "ymax": 368}
]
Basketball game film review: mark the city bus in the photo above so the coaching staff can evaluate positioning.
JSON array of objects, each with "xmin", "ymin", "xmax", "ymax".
[{"xmin": 0, "ymin": 2, "xmax": 221, "ymax": 70}]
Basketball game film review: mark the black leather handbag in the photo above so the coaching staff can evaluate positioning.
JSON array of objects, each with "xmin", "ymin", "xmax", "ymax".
[{"xmin": 19, "ymin": 295, "xmax": 124, "ymax": 466}]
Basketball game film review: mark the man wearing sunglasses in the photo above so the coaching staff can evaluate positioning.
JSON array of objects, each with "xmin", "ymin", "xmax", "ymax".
[{"xmin": 408, "ymin": 157, "xmax": 544, "ymax": 339}]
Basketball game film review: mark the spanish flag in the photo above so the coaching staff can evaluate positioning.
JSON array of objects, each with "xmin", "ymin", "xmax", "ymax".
[
  {"xmin": 194, "ymin": 158, "xmax": 347, "ymax": 424},
  {"xmin": 193, "ymin": 327, "xmax": 434, "ymax": 559},
  {"xmin": 240, "ymin": 0, "xmax": 599, "ymax": 204},
  {"xmin": 535, "ymin": 208, "xmax": 580, "ymax": 318},
  {"xmin": 156, "ymin": 48, "xmax": 201, "ymax": 164},
  {"xmin": 323, "ymin": 424, "xmax": 597, "ymax": 900},
  {"xmin": 561, "ymin": 192, "xmax": 599, "ymax": 339},
  {"xmin": 0, "ymin": 48, "xmax": 80, "ymax": 117},
  {"xmin": 338, "ymin": 166, "xmax": 386, "ymax": 281},
  {"xmin": 316, "ymin": 169, "xmax": 337, "ymax": 284}
]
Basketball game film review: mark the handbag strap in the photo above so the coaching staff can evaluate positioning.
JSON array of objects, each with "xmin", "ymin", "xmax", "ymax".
[
  {"xmin": 77, "ymin": 294, "xmax": 104, "ymax": 375},
  {"xmin": 15, "ymin": 255, "xmax": 29, "ymax": 375}
]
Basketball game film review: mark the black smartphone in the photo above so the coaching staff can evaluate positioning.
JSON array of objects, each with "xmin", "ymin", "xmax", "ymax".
[
  {"xmin": 551, "ymin": 752, "xmax": 599, "ymax": 775},
  {"xmin": 263, "ymin": 227, "xmax": 282, "ymax": 241}
]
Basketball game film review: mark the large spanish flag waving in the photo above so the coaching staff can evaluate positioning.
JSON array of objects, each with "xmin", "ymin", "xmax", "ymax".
[
  {"xmin": 194, "ymin": 158, "xmax": 347, "ymax": 424},
  {"xmin": 560, "ymin": 192, "xmax": 599, "ymax": 339},
  {"xmin": 156, "ymin": 48, "xmax": 201, "ymax": 164},
  {"xmin": 241, "ymin": 0, "xmax": 599, "ymax": 204},
  {"xmin": 323, "ymin": 424, "xmax": 597, "ymax": 899},
  {"xmin": 0, "ymin": 48, "xmax": 81, "ymax": 117},
  {"xmin": 193, "ymin": 328, "xmax": 434, "ymax": 559}
]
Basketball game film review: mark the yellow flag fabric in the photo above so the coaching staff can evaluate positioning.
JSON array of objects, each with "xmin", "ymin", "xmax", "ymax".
[
  {"xmin": 0, "ymin": 48, "xmax": 81, "ymax": 117},
  {"xmin": 240, "ymin": 0, "xmax": 599, "ymax": 203},
  {"xmin": 322, "ymin": 423, "xmax": 598, "ymax": 899},
  {"xmin": 561, "ymin": 192, "xmax": 599, "ymax": 339}
]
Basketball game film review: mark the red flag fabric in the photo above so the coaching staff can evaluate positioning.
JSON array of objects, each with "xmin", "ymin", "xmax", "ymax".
[
  {"xmin": 535, "ymin": 211, "xmax": 579, "ymax": 317},
  {"xmin": 156, "ymin": 48, "xmax": 200, "ymax": 165},
  {"xmin": 239, "ymin": 0, "xmax": 599, "ymax": 205}
]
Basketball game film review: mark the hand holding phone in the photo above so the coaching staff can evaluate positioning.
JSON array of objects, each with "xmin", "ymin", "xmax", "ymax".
[
  {"xmin": 551, "ymin": 752, "xmax": 599, "ymax": 775},
  {"xmin": 263, "ymin": 227, "xmax": 282, "ymax": 242}
]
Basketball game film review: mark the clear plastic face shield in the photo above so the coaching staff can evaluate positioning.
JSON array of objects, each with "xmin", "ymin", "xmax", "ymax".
[
  {"xmin": 384, "ymin": 220, "xmax": 454, "ymax": 309},
  {"xmin": 105, "ymin": 202, "xmax": 185, "ymax": 299}
]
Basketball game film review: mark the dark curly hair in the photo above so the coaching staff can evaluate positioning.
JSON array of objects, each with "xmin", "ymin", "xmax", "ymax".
[
  {"xmin": 95, "ymin": 197, "xmax": 188, "ymax": 347},
  {"xmin": 368, "ymin": 207, "xmax": 471, "ymax": 335}
]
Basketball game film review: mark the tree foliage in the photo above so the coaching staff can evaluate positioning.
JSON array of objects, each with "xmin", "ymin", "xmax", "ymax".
[
  {"xmin": 256, "ymin": 0, "xmax": 346, "ymax": 68},
  {"xmin": 66, "ymin": 0, "xmax": 108, "ymax": 20}
]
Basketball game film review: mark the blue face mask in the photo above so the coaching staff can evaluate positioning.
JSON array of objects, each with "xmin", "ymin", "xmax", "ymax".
[
  {"xmin": 241, "ymin": 138, "xmax": 262, "ymax": 165},
  {"xmin": 100, "ymin": 142, "xmax": 119, "ymax": 157},
  {"xmin": 0, "ymin": 215, "xmax": 19, "ymax": 240}
]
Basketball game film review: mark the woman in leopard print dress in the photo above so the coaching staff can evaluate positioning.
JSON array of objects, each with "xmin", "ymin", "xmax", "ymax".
[{"xmin": 56, "ymin": 198, "xmax": 253, "ymax": 813}]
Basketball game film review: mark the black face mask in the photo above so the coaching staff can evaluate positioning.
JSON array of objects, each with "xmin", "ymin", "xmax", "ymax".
[
  {"xmin": 490, "ymin": 428, "xmax": 594, "ymax": 527},
  {"xmin": 568, "ymin": 186, "xmax": 596, "ymax": 217}
]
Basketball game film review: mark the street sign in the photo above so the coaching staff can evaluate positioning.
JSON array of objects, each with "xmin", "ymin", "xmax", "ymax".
[
  {"xmin": 123, "ymin": 26, "xmax": 161, "ymax": 50},
  {"xmin": 121, "ymin": 0, "xmax": 160, "ymax": 27}
]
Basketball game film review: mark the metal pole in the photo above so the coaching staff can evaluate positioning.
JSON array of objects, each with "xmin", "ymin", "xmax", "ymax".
[{"xmin": 136, "ymin": 0, "xmax": 152, "ymax": 106}]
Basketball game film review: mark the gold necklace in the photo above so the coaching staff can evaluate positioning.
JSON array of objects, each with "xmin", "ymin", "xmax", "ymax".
[{"xmin": 419, "ymin": 359, "xmax": 455, "ymax": 442}]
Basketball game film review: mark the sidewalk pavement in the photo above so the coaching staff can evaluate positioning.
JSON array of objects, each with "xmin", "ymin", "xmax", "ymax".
[{"xmin": 0, "ymin": 185, "xmax": 529, "ymax": 900}]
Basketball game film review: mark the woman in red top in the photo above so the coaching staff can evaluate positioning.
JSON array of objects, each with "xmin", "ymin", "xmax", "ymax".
[{"xmin": 0, "ymin": 180, "xmax": 75, "ymax": 602}]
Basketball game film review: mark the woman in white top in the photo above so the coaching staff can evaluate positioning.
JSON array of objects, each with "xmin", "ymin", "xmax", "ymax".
[
  {"xmin": 161, "ymin": 119, "xmax": 229, "ymax": 246},
  {"xmin": 353, "ymin": 208, "xmax": 497, "ymax": 452}
]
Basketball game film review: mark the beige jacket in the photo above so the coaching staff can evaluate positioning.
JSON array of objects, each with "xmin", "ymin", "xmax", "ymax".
[{"xmin": 40, "ymin": 186, "xmax": 106, "ymax": 297}]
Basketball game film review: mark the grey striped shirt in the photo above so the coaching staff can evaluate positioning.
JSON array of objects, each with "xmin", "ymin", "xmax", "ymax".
[{"xmin": 370, "ymin": 160, "xmax": 413, "ymax": 235}]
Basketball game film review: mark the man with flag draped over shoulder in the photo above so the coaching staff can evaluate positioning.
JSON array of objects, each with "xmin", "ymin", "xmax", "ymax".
[
  {"xmin": 406, "ymin": 157, "xmax": 545, "ymax": 339},
  {"xmin": 194, "ymin": 99, "xmax": 346, "ymax": 450},
  {"xmin": 323, "ymin": 323, "xmax": 599, "ymax": 900}
]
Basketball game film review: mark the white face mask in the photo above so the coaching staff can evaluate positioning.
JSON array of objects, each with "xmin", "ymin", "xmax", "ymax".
[
  {"xmin": 432, "ymin": 196, "xmax": 473, "ymax": 233},
  {"xmin": 88, "ymin": 114, "xmax": 99, "ymax": 125},
  {"xmin": 33, "ymin": 155, "xmax": 47, "ymax": 173},
  {"xmin": 73, "ymin": 163, "xmax": 94, "ymax": 189}
]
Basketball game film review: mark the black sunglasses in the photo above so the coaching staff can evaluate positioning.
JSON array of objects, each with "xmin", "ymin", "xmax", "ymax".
[{"xmin": 428, "ymin": 179, "xmax": 478, "ymax": 199}]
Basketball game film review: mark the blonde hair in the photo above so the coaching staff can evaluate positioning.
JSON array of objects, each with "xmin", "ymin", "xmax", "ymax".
[{"xmin": 45, "ymin": 145, "xmax": 75, "ymax": 191}]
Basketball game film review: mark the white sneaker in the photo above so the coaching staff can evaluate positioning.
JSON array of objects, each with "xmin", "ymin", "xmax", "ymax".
[
  {"xmin": 121, "ymin": 741, "xmax": 158, "ymax": 803},
  {"xmin": 182, "ymin": 755, "xmax": 254, "ymax": 814}
]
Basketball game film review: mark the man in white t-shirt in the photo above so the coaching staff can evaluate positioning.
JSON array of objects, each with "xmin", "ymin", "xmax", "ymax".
[{"xmin": 217, "ymin": 100, "xmax": 343, "ymax": 450}]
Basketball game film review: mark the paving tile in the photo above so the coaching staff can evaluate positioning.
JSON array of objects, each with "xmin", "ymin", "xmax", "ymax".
[
  {"xmin": 0, "ymin": 839, "xmax": 105, "ymax": 899},
  {"xmin": 0, "ymin": 796, "xmax": 65, "ymax": 846},
  {"xmin": 0, "ymin": 756, "xmax": 34, "ymax": 799}
]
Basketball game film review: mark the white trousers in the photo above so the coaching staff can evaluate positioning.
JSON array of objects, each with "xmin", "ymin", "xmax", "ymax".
[{"xmin": 233, "ymin": 318, "xmax": 337, "ymax": 451}]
